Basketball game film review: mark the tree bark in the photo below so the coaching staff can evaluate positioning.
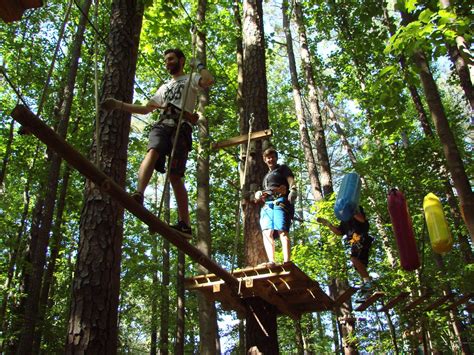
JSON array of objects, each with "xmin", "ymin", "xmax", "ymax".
[
  {"xmin": 439, "ymin": 0, "xmax": 474, "ymax": 110},
  {"xmin": 293, "ymin": 0, "xmax": 333, "ymax": 197},
  {"xmin": 383, "ymin": 5, "xmax": 473, "ymax": 264},
  {"xmin": 195, "ymin": 0, "xmax": 220, "ymax": 353},
  {"xmin": 432, "ymin": 253, "xmax": 471, "ymax": 354},
  {"xmin": 32, "ymin": 0, "xmax": 92, "ymax": 350},
  {"xmin": 66, "ymin": 1, "xmax": 144, "ymax": 352},
  {"xmin": 329, "ymin": 279, "xmax": 358, "ymax": 355},
  {"xmin": 16, "ymin": 1, "xmax": 82, "ymax": 349},
  {"xmin": 409, "ymin": 48, "xmax": 474, "ymax": 243},
  {"xmin": 174, "ymin": 250, "xmax": 185, "ymax": 355},
  {"xmin": 241, "ymin": 0, "xmax": 269, "ymax": 268},
  {"xmin": 0, "ymin": 118, "xmax": 15, "ymax": 188},
  {"xmin": 241, "ymin": 0, "xmax": 278, "ymax": 353},
  {"xmin": 282, "ymin": 0, "xmax": 322, "ymax": 201},
  {"xmin": 158, "ymin": 185, "xmax": 171, "ymax": 355},
  {"xmin": 33, "ymin": 165, "xmax": 72, "ymax": 353}
]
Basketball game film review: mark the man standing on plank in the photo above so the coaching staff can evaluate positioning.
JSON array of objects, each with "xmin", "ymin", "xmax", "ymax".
[{"xmin": 103, "ymin": 48, "xmax": 214, "ymax": 236}]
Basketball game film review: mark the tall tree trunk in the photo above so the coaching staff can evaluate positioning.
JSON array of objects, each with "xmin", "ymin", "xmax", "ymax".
[
  {"xmin": 439, "ymin": 0, "xmax": 474, "ymax": 110},
  {"xmin": 294, "ymin": 320, "xmax": 304, "ymax": 355},
  {"xmin": 16, "ymin": 1, "xmax": 83, "ymax": 349},
  {"xmin": 0, "ymin": 167, "xmax": 34, "ymax": 353},
  {"xmin": 331, "ymin": 312, "xmax": 340, "ymax": 354},
  {"xmin": 408, "ymin": 47, "xmax": 474, "ymax": 243},
  {"xmin": 158, "ymin": 184, "xmax": 171, "ymax": 355},
  {"xmin": 282, "ymin": 0, "xmax": 322, "ymax": 201},
  {"xmin": 33, "ymin": 164, "xmax": 72, "ymax": 353},
  {"xmin": 383, "ymin": 4, "xmax": 473, "ymax": 264},
  {"xmin": 194, "ymin": 0, "xmax": 220, "ymax": 353},
  {"xmin": 175, "ymin": 250, "xmax": 185, "ymax": 354},
  {"xmin": 241, "ymin": 0, "xmax": 270, "ymax": 268},
  {"xmin": 432, "ymin": 253, "xmax": 471, "ymax": 354},
  {"xmin": 0, "ymin": 118, "xmax": 15, "ymax": 189},
  {"xmin": 66, "ymin": 1, "xmax": 144, "ymax": 352},
  {"xmin": 292, "ymin": 0, "xmax": 332, "ymax": 197},
  {"xmin": 233, "ymin": 0, "xmax": 244, "ymax": 125},
  {"xmin": 32, "ymin": 0, "xmax": 92, "ymax": 350},
  {"xmin": 293, "ymin": 2, "xmax": 357, "ymax": 353},
  {"xmin": 241, "ymin": 0, "xmax": 278, "ymax": 353},
  {"xmin": 329, "ymin": 279, "xmax": 358, "ymax": 355}
]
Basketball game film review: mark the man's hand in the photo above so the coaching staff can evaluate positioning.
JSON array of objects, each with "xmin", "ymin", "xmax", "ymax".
[
  {"xmin": 288, "ymin": 188, "xmax": 298, "ymax": 204},
  {"xmin": 189, "ymin": 58, "xmax": 205, "ymax": 71},
  {"xmin": 254, "ymin": 190, "xmax": 263, "ymax": 202},
  {"xmin": 102, "ymin": 98, "xmax": 122, "ymax": 111}
]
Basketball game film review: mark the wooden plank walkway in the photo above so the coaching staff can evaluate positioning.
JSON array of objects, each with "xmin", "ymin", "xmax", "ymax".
[
  {"xmin": 355, "ymin": 292, "xmax": 385, "ymax": 312},
  {"xmin": 378, "ymin": 292, "xmax": 409, "ymax": 312},
  {"xmin": 11, "ymin": 104, "xmax": 241, "ymax": 293}
]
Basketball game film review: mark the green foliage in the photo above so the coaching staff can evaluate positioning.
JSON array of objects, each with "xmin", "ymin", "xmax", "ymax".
[{"xmin": 0, "ymin": 0, "xmax": 472, "ymax": 353}]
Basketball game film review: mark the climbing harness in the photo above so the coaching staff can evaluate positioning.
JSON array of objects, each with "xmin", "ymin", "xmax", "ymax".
[{"xmin": 157, "ymin": 27, "xmax": 198, "ymax": 220}]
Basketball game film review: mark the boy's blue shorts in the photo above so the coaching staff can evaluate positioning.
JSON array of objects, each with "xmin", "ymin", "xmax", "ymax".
[{"xmin": 260, "ymin": 198, "xmax": 292, "ymax": 233}]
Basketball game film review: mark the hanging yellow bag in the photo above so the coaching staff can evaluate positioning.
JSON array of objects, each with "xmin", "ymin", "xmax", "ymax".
[{"xmin": 423, "ymin": 193, "xmax": 453, "ymax": 254}]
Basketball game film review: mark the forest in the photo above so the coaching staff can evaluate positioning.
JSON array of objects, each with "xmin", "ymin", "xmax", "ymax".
[{"xmin": 0, "ymin": 0, "xmax": 472, "ymax": 353}]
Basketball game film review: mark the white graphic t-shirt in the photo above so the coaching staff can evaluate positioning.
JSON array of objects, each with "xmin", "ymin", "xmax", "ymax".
[{"xmin": 150, "ymin": 74, "xmax": 201, "ymax": 113}]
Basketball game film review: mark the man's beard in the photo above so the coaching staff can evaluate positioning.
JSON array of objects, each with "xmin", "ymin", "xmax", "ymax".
[{"xmin": 168, "ymin": 62, "xmax": 180, "ymax": 75}]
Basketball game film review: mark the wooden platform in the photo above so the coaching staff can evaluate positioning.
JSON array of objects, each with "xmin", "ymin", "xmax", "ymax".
[
  {"xmin": 402, "ymin": 292, "xmax": 432, "ymax": 312},
  {"xmin": 444, "ymin": 293, "xmax": 473, "ymax": 311},
  {"xmin": 0, "ymin": 0, "xmax": 42, "ymax": 23},
  {"xmin": 333, "ymin": 286, "xmax": 358, "ymax": 307},
  {"xmin": 355, "ymin": 291, "xmax": 385, "ymax": 312},
  {"xmin": 424, "ymin": 292, "xmax": 455, "ymax": 311},
  {"xmin": 378, "ymin": 291, "xmax": 409, "ymax": 312},
  {"xmin": 185, "ymin": 262, "xmax": 334, "ymax": 319}
]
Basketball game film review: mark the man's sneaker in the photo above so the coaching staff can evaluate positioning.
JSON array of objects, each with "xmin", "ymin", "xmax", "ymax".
[
  {"xmin": 171, "ymin": 221, "xmax": 192, "ymax": 239},
  {"xmin": 131, "ymin": 191, "xmax": 144, "ymax": 205}
]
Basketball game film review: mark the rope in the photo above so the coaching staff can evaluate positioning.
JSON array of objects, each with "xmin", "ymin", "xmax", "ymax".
[
  {"xmin": 230, "ymin": 114, "xmax": 254, "ymax": 272},
  {"xmin": 72, "ymin": 0, "xmax": 164, "ymax": 100},
  {"xmin": 177, "ymin": 0, "xmax": 240, "ymax": 97},
  {"xmin": 0, "ymin": 67, "xmax": 30, "ymax": 108},
  {"xmin": 157, "ymin": 28, "xmax": 197, "ymax": 220}
]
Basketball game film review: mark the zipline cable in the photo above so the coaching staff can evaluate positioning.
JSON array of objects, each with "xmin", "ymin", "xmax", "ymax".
[{"xmin": 230, "ymin": 114, "xmax": 254, "ymax": 273}]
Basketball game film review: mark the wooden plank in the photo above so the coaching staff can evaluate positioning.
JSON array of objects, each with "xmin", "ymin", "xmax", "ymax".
[
  {"xmin": 0, "ymin": 0, "xmax": 42, "ymax": 22},
  {"xmin": 11, "ymin": 105, "xmax": 241, "ymax": 294},
  {"xmin": 378, "ymin": 292, "xmax": 410, "ymax": 312},
  {"xmin": 212, "ymin": 129, "xmax": 272, "ymax": 150},
  {"xmin": 355, "ymin": 292, "xmax": 385, "ymax": 312},
  {"xmin": 424, "ymin": 292, "xmax": 455, "ymax": 311},
  {"xmin": 402, "ymin": 292, "xmax": 432, "ymax": 312},
  {"xmin": 444, "ymin": 293, "xmax": 473, "ymax": 311},
  {"xmin": 333, "ymin": 287, "xmax": 358, "ymax": 307}
]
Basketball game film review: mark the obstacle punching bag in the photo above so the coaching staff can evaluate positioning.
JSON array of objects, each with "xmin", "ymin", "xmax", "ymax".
[
  {"xmin": 387, "ymin": 189, "xmax": 420, "ymax": 271},
  {"xmin": 423, "ymin": 193, "xmax": 453, "ymax": 254},
  {"xmin": 334, "ymin": 172, "xmax": 361, "ymax": 221}
]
